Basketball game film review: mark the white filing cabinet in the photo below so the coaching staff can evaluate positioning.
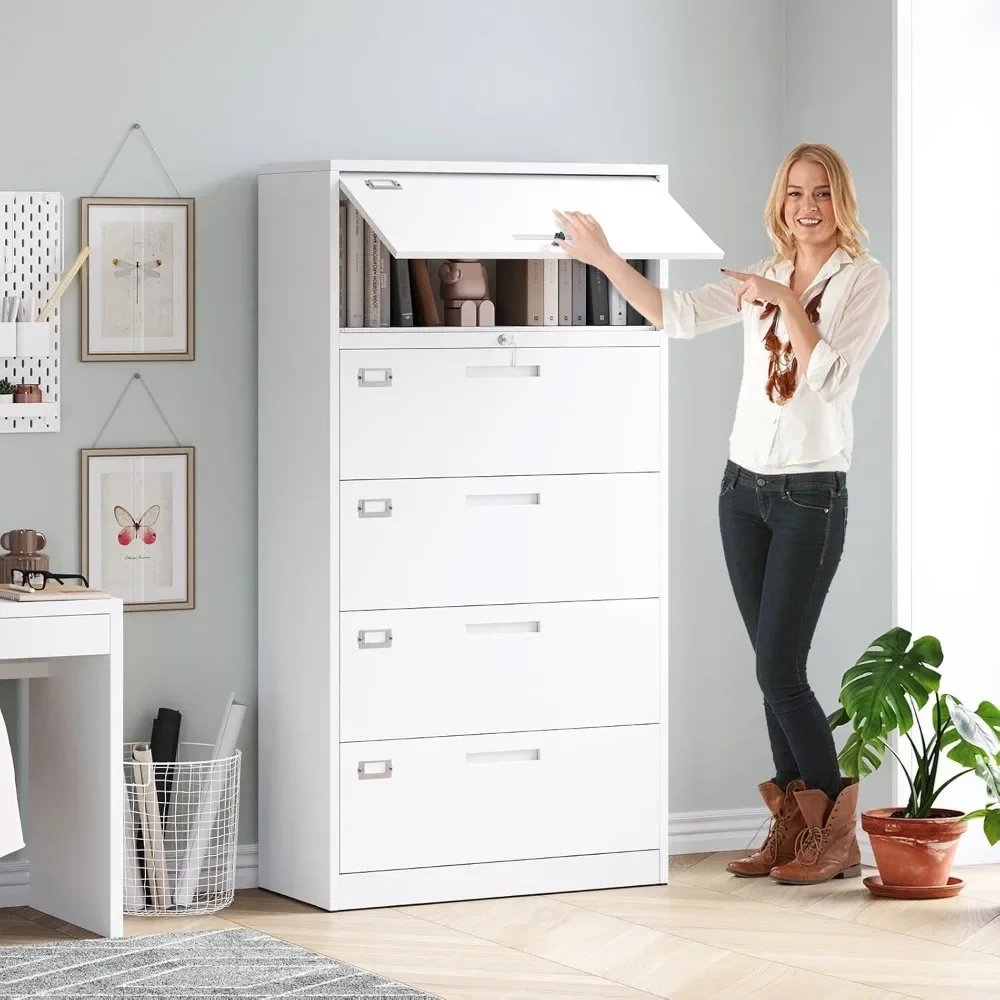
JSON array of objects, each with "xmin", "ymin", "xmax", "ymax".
[{"xmin": 256, "ymin": 160, "xmax": 722, "ymax": 911}]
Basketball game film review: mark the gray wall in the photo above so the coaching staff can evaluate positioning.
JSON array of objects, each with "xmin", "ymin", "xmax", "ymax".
[
  {"xmin": 666, "ymin": 0, "xmax": 893, "ymax": 814},
  {"xmin": 781, "ymin": 0, "xmax": 895, "ymax": 815},
  {"xmin": 0, "ymin": 0, "xmax": 891, "ymax": 849}
]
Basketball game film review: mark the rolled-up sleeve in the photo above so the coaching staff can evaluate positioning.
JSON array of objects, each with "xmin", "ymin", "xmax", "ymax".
[
  {"xmin": 659, "ymin": 259, "xmax": 768, "ymax": 339},
  {"xmin": 805, "ymin": 263, "xmax": 890, "ymax": 402}
]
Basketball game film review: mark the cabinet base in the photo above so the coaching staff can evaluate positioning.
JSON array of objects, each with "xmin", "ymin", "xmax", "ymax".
[{"xmin": 259, "ymin": 849, "xmax": 662, "ymax": 913}]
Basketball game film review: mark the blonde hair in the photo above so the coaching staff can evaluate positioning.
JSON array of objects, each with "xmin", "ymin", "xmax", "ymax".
[{"xmin": 764, "ymin": 143, "xmax": 868, "ymax": 261}]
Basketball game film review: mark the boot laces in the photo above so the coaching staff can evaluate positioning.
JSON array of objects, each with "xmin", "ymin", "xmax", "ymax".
[
  {"xmin": 793, "ymin": 824, "xmax": 828, "ymax": 865},
  {"xmin": 759, "ymin": 815, "xmax": 785, "ymax": 862}
]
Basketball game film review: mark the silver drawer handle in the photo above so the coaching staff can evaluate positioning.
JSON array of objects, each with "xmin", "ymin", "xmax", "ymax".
[
  {"xmin": 358, "ymin": 759, "xmax": 392, "ymax": 779},
  {"xmin": 358, "ymin": 367, "xmax": 392, "ymax": 387},
  {"xmin": 466, "ymin": 621, "xmax": 540, "ymax": 636},
  {"xmin": 466, "ymin": 749, "xmax": 540, "ymax": 765},
  {"xmin": 358, "ymin": 498, "xmax": 392, "ymax": 518},
  {"xmin": 466, "ymin": 492, "xmax": 540, "ymax": 507},
  {"xmin": 465, "ymin": 365, "xmax": 540, "ymax": 379},
  {"xmin": 358, "ymin": 628, "xmax": 392, "ymax": 649}
]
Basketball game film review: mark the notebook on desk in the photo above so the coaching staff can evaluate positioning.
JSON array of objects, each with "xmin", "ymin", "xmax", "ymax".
[{"xmin": 0, "ymin": 584, "xmax": 110, "ymax": 602}]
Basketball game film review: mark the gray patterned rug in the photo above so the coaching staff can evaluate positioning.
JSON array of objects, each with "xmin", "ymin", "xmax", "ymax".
[{"xmin": 0, "ymin": 926, "xmax": 439, "ymax": 997}]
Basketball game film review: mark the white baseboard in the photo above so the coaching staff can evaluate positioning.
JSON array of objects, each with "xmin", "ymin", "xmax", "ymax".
[
  {"xmin": 668, "ymin": 807, "xmax": 879, "ymax": 867},
  {"xmin": 9, "ymin": 809, "xmax": 982, "ymax": 911},
  {"xmin": 667, "ymin": 807, "xmax": 771, "ymax": 855}
]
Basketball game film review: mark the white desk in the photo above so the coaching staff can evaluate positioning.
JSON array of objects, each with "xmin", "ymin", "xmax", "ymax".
[{"xmin": 0, "ymin": 597, "xmax": 123, "ymax": 937}]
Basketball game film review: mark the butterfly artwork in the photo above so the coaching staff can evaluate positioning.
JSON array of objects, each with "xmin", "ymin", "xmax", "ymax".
[
  {"xmin": 115, "ymin": 504, "xmax": 160, "ymax": 546},
  {"xmin": 111, "ymin": 256, "xmax": 163, "ymax": 303}
]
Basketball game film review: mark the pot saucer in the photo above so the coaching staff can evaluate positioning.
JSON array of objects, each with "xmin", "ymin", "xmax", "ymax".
[{"xmin": 863, "ymin": 875, "xmax": 964, "ymax": 900}]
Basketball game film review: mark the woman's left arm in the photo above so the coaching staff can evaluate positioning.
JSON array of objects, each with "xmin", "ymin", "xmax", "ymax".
[{"xmin": 794, "ymin": 265, "xmax": 891, "ymax": 403}]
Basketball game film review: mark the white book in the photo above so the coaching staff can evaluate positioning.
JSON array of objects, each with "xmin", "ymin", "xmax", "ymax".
[
  {"xmin": 571, "ymin": 260, "xmax": 587, "ymax": 325},
  {"xmin": 543, "ymin": 259, "xmax": 559, "ymax": 325},
  {"xmin": 339, "ymin": 203, "xmax": 347, "ymax": 327},
  {"xmin": 527, "ymin": 261, "xmax": 544, "ymax": 325},
  {"xmin": 557, "ymin": 260, "xmax": 573, "ymax": 325},
  {"xmin": 609, "ymin": 283, "xmax": 627, "ymax": 325},
  {"xmin": 345, "ymin": 203, "xmax": 364, "ymax": 327}
]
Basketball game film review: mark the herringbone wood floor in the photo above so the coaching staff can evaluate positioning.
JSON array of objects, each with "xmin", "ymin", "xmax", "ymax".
[{"xmin": 5, "ymin": 853, "xmax": 1000, "ymax": 998}]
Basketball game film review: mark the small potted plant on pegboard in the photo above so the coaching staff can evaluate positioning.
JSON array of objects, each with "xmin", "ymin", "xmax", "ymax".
[{"xmin": 0, "ymin": 377, "xmax": 14, "ymax": 405}]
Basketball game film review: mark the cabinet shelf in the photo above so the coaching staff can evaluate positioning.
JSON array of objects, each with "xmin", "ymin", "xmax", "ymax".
[{"xmin": 339, "ymin": 325, "xmax": 659, "ymax": 350}]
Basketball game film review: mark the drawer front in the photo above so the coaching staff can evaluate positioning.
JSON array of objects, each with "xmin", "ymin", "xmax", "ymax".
[
  {"xmin": 340, "ymin": 599, "xmax": 660, "ymax": 742},
  {"xmin": 340, "ymin": 473, "xmax": 659, "ymax": 611},
  {"xmin": 0, "ymin": 614, "xmax": 110, "ymax": 660},
  {"xmin": 340, "ymin": 347, "xmax": 660, "ymax": 480},
  {"xmin": 340, "ymin": 725, "xmax": 659, "ymax": 873}
]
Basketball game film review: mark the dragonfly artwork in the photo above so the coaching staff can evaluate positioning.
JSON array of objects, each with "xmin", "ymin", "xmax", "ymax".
[
  {"xmin": 111, "ymin": 256, "xmax": 163, "ymax": 303},
  {"xmin": 114, "ymin": 504, "xmax": 160, "ymax": 547}
]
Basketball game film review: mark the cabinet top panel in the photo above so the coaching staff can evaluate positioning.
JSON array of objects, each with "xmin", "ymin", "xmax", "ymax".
[{"xmin": 259, "ymin": 160, "xmax": 671, "ymax": 178}]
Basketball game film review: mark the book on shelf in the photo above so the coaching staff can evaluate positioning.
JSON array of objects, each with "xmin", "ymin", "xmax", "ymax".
[
  {"xmin": 338, "ymin": 203, "xmax": 347, "ymax": 328},
  {"xmin": 625, "ymin": 259, "xmax": 648, "ymax": 325},
  {"xmin": 338, "ymin": 199, "xmax": 650, "ymax": 329},
  {"xmin": 344, "ymin": 201, "xmax": 365, "ymax": 326}
]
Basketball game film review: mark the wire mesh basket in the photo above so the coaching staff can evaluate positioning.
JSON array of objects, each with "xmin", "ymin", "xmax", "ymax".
[{"xmin": 123, "ymin": 741, "xmax": 241, "ymax": 915}]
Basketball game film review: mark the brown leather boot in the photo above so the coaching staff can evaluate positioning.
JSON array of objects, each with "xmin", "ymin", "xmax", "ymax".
[
  {"xmin": 727, "ymin": 779, "xmax": 806, "ymax": 877},
  {"xmin": 769, "ymin": 777, "xmax": 863, "ymax": 885}
]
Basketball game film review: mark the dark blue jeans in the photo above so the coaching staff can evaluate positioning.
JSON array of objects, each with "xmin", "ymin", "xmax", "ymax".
[{"xmin": 718, "ymin": 460, "xmax": 846, "ymax": 802}]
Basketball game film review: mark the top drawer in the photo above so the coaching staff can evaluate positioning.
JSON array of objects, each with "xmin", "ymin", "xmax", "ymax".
[{"xmin": 340, "ymin": 346, "xmax": 660, "ymax": 480}]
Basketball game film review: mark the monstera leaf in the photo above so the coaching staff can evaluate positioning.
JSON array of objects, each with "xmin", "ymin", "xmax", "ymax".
[
  {"xmin": 839, "ymin": 627, "xmax": 942, "ymax": 741},
  {"xmin": 837, "ymin": 728, "xmax": 885, "ymax": 779},
  {"xmin": 827, "ymin": 706, "xmax": 850, "ymax": 731}
]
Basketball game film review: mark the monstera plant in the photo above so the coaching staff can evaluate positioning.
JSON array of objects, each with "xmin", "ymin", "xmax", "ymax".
[{"xmin": 828, "ymin": 627, "xmax": 1000, "ymax": 896}]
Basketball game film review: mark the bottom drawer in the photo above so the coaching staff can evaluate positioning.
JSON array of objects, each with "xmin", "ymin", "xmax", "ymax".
[{"xmin": 340, "ymin": 725, "xmax": 659, "ymax": 874}]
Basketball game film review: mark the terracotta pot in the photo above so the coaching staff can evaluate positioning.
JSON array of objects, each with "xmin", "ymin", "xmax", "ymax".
[{"xmin": 861, "ymin": 807, "xmax": 967, "ymax": 888}]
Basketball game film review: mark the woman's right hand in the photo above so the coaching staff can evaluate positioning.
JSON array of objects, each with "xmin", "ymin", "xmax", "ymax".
[{"xmin": 552, "ymin": 210, "xmax": 615, "ymax": 269}]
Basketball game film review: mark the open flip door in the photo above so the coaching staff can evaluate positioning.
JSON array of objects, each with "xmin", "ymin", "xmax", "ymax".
[{"xmin": 339, "ymin": 170, "xmax": 723, "ymax": 261}]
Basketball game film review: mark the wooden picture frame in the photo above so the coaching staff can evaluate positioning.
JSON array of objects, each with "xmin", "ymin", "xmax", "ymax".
[
  {"xmin": 81, "ymin": 446, "xmax": 195, "ymax": 611},
  {"xmin": 81, "ymin": 196, "xmax": 195, "ymax": 361}
]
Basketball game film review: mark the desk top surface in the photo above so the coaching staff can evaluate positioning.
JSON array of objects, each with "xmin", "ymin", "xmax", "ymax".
[{"xmin": 0, "ymin": 596, "xmax": 121, "ymax": 619}]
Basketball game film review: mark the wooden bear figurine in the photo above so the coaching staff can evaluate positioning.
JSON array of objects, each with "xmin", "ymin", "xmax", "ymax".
[{"xmin": 438, "ymin": 260, "xmax": 495, "ymax": 327}]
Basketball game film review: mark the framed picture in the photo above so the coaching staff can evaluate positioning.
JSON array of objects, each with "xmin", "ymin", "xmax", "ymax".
[
  {"xmin": 81, "ymin": 446, "xmax": 195, "ymax": 611},
  {"xmin": 81, "ymin": 196, "xmax": 195, "ymax": 361}
]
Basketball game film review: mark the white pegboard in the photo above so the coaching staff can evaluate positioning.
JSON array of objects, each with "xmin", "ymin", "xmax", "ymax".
[{"xmin": 1, "ymin": 191, "xmax": 62, "ymax": 433}]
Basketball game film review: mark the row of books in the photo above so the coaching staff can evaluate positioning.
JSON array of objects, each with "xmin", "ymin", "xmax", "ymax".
[{"xmin": 338, "ymin": 200, "xmax": 649, "ymax": 329}]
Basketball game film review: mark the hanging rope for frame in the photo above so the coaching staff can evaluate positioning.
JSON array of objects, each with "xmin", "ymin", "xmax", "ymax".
[
  {"xmin": 91, "ymin": 123, "xmax": 181, "ymax": 197},
  {"xmin": 91, "ymin": 373, "xmax": 181, "ymax": 449}
]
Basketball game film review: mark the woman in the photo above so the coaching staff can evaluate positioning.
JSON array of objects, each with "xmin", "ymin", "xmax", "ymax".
[{"xmin": 554, "ymin": 143, "xmax": 889, "ymax": 886}]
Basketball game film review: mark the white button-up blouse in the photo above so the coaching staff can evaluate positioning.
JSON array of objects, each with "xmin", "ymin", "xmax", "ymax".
[{"xmin": 659, "ymin": 247, "xmax": 890, "ymax": 475}]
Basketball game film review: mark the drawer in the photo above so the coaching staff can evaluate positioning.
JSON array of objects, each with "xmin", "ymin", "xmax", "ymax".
[
  {"xmin": 340, "ymin": 473, "xmax": 659, "ymax": 611},
  {"xmin": 340, "ymin": 599, "xmax": 660, "ymax": 742},
  {"xmin": 0, "ymin": 613, "xmax": 110, "ymax": 660},
  {"xmin": 340, "ymin": 347, "xmax": 660, "ymax": 480},
  {"xmin": 340, "ymin": 724, "xmax": 659, "ymax": 873}
]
